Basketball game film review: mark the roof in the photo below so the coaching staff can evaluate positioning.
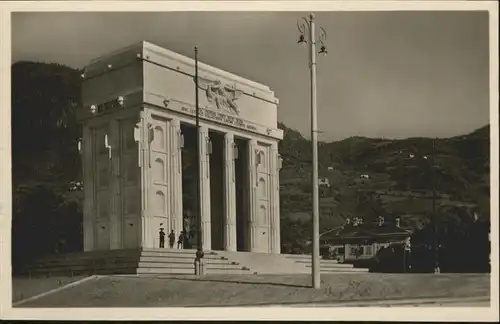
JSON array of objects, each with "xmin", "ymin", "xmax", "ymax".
[{"xmin": 322, "ymin": 221, "xmax": 412, "ymax": 241}]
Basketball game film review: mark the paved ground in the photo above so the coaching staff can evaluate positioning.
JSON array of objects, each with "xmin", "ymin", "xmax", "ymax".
[
  {"xmin": 14, "ymin": 273, "xmax": 490, "ymax": 307},
  {"xmin": 256, "ymin": 296, "xmax": 491, "ymax": 307},
  {"xmin": 12, "ymin": 275, "xmax": 88, "ymax": 303}
]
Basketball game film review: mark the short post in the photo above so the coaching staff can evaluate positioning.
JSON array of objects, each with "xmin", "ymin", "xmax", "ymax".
[{"xmin": 194, "ymin": 250, "xmax": 206, "ymax": 276}]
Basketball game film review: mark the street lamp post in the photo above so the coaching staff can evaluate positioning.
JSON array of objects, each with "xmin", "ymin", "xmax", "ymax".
[
  {"xmin": 194, "ymin": 46, "xmax": 205, "ymax": 275},
  {"xmin": 297, "ymin": 13, "xmax": 328, "ymax": 289},
  {"xmin": 430, "ymin": 138, "xmax": 440, "ymax": 273}
]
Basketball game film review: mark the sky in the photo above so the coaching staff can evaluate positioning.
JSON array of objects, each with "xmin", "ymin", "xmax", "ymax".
[{"xmin": 11, "ymin": 10, "xmax": 491, "ymax": 141}]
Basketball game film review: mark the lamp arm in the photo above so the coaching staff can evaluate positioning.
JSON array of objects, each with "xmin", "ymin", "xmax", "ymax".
[
  {"xmin": 319, "ymin": 27, "xmax": 327, "ymax": 43},
  {"xmin": 297, "ymin": 17, "xmax": 310, "ymax": 34}
]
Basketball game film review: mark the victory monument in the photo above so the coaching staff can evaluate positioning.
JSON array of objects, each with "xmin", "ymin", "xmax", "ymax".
[
  {"xmin": 78, "ymin": 41, "xmax": 283, "ymax": 255},
  {"xmin": 23, "ymin": 41, "xmax": 362, "ymax": 276}
]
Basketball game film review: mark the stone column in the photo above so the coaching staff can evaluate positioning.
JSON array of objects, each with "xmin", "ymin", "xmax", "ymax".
[
  {"xmin": 169, "ymin": 118, "xmax": 183, "ymax": 239},
  {"xmin": 269, "ymin": 142, "xmax": 281, "ymax": 254},
  {"xmin": 139, "ymin": 112, "xmax": 149, "ymax": 248},
  {"xmin": 82, "ymin": 126, "xmax": 95, "ymax": 251},
  {"xmin": 109, "ymin": 120, "xmax": 122, "ymax": 249},
  {"xmin": 247, "ymin": 139, "xmax": 258, "ymax": 252},
  {"xmin": 199, "ymin": 125, "xmax": 212, "ymax": 250},
  {"xmin": 223, "ymin": 132, "xmax": 237, "ymax": 251}
]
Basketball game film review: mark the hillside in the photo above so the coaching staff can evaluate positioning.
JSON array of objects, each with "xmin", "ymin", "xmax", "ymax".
[
  {"xmin": 278, "ymin": 121, "xmax": 490, "ymax": 238},
  {"xmin": 11, "ymin": 61, "xmax": 490, "ymax": 264}
]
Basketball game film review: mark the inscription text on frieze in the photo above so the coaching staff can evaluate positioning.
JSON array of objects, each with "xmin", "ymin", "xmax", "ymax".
[{"xmin": 181, "ymin": 106, "xmax": 257, "ymax": 132}]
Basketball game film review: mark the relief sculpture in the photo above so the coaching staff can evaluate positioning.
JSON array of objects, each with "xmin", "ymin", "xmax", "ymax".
[{"xmin": 198, "ymin": 78, "xmax": 243, "ymax": 115}]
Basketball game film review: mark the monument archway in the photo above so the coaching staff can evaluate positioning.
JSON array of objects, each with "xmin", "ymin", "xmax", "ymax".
[{"xmin": 78, "ymin": 41, "xmax": 283, "ymax": 254}]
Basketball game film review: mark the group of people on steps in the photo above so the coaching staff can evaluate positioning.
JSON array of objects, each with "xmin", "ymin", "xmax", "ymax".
[{"xmin": 159, "ymin": 228, "xmax": 186, "ymax": 249}]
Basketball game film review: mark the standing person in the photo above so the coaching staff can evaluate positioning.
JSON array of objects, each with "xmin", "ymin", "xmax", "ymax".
[
  {"xmin": 177, "ymin": 231, "xmax": 185, "ymax": 249},
  {"xmin": 168, "ymin": 230, "xmax": 175, "ymax": 248},
  {"xmin": 159, "ymin": 228, "xmax": 165, "ymax": 248}
]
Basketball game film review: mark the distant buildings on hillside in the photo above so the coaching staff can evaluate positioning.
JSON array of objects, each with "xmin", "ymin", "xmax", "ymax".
[
  {"xmin": 319, "ymin": 177, "xmax": 330, "ymax": 188},
  {"xmin": 321, "ymin": 216, "xmax": 412, "ymax": 262}
]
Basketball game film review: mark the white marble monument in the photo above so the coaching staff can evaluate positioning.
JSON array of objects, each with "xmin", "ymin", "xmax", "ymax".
[{"xmin": 77, "ymin": 41, "xmax": 283, "ymax": 254}]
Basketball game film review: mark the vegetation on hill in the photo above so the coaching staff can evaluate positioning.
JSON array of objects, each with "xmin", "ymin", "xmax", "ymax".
[
  {"xmin": 278, "ymin": 120, "xmax": 490, "ymax": 248},
  {"xmin": 11, "ymin": 62, "xmax": 83, "ymax": 270},
  {"xmin": 11, "ymin": 62, "xmax": 490, "ymax": 270}
]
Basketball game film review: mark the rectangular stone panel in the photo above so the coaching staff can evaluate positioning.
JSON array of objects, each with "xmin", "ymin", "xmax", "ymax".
[
  {"xmin": 97, "ymin": 190, "xmax": 109, "ymax": 219},
  {"xmin": 96, "ymin": 220, "xmax": 110, "ymax": 250},
  {"xmin": 123, "ymin": 217, "xmax": 139, "ymax": 249},
  {"xmin": 123, "ymin": 153, "xmax": 139, "ymax": 184},
  {"xmin": 123, "ymin": 186, "xmax": 140, "ymax": 215}
]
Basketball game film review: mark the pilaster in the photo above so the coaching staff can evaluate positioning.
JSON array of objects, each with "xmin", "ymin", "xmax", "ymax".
[
  {"xmin": 169, "ymin": 118, "xmax": 183, "ymax": 238},
  {"xmin": 199, "ymin": 125, "xmax": 212, "ymax": 250},
  {"xmin": 109, "ymin": 119, "xmax": 122, "ymax": 249},
  {"xmin": 139, "ymin": 112, "xmax": 148, "ymax": 248},
  {"xmin": 82, "ymin": 126, "xmax": 95, "ymax": 251},
  {"xmin": 247, "ymin": 139, "xmax": 258, "ymax": 252},
  {"xmin": 269, "ymin": 142, "xmax": 281, "ymax": 254},
  {"xmin": 223, "ymin": 132, "xmax": 237, "ymax": 251}
]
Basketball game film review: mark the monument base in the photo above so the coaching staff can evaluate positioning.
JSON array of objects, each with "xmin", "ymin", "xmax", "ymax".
[{"xmin": 18, "ymin": 248, "xmax": 367, "ymax": 277}]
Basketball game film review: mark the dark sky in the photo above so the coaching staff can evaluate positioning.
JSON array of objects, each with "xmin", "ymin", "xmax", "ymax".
[{"xmin": 11, "ymin": 11, "xmax": 490, "ymax": 141}]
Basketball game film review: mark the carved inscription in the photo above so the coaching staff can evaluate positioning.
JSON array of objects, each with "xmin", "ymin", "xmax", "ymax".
[{"xmin": 181, "ymin": 106, "xmax": 257, "ymax": 131}]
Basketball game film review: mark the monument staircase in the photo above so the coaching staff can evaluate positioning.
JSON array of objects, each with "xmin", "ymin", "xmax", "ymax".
[
  {"xmin": 19, "ymin": 248, "xmax": 252, "ymax": 277},
  {"xmin": 283, "ymin": 254, "xmax": 369, "ymax": 274},
  {"xmin": 20, "ymin": 249, "xmax": 368, "ymax": 277},
  {"xmin": 211, "ymin": 251, "xmax": 369, "ymax": 274}
]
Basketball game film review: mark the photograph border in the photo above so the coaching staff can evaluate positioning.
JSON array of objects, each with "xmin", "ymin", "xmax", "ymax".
[{"xmin": 1, "ymin": 1, "xmax": 498, "ymax": 321}]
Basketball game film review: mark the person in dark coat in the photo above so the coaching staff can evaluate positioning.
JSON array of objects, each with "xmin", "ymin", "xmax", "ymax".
[
  {"xmin": 159, "ymin": 228, "xmax": 165, "ymax": 248},
  {"xmin": 177, "ymin": 231, "xmax": 185, "ymax": 249},
  {"xmin": 168, "ymin": 230, "xmax": 175, "ymax": 248}
]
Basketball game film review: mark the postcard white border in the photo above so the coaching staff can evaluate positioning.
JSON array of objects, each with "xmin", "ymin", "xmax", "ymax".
[{"xmin": 1, "ymin": 1, "xmax": 498, "ymax": 322}]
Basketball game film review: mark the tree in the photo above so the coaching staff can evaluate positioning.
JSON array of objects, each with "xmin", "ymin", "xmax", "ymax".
[{"xmin": 11, "ymin": 62, "xmax": 83, "ymax": 272}]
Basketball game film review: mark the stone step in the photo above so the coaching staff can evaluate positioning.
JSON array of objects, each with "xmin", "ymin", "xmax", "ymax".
[
  {"xmin": 25, "ymin": 257, "xmax": 138, "ymax": 269},
  {"xmin": 213, "ymin": 252, "xmax": 310, "ymax": 274},
  {"xmin": 138, "ymin": 261, "xmax": 244, "ymax": 271},
  {"xmin": 302, "ymin": 263, "xmax": 346, "ymax": 268},
  {"xmin": 25, "ymin": 260, "xmax": 138, "ymax": 271},
  {"xmin": 138, "ymin": 262, "xmax": 194, "ymax": 269},
  {"xmin": 283, "ymin": 254, "xmax": 312, "ymax": 259},
  {"xmin": 320, "ymin": 264, "xmax": 355, "ymax": 269},
  {"xmin": 294, "ymin": 259, "xmax": 340, "ymax": 264},
  {"xmin": 25, "ymin": 264, "xmax": 138, "ymax": 276},
  {"xmin": 35, "ymin": 249, "xmax": 141, "ymax": 262},
  {"xmin": 205, "ymin": 268, "xmax": 255, "ymax": 275},
  {"xmin": 141, "ymin": 248, "xmax": 200, "ymax": 254},
  {"xmin": 137, "ymin": 267, "xmax": 253, "ymax": 275},
  {"xmin": 139, "ymin": 256, "xmax": 233, "ymax": 264},
  {"xmin": 206, "ymin": 264, "xmax": 247, "ymax": 270},
  {"xmin": 137, "ymin": 267, "xmax": 194, "ymax": 275},
  {"xmin": 140, "ymin": 251, "xmax": 221, "ymax": 259},
  {"xmin": 304, "ymin": 264, "xmax": 363, "ymax": 270}
]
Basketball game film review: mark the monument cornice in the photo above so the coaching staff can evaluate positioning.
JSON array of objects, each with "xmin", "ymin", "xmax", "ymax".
[{"xmin": 82, "ymin": 41, "xmax": 280, "ymax": 106}]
